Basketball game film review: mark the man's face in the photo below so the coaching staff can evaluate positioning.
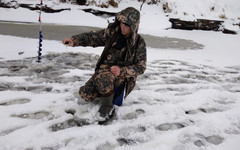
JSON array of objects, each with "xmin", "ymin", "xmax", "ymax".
[{"xmin": 120, "ymin": 23, "xmax": 131, "ymax": 37}]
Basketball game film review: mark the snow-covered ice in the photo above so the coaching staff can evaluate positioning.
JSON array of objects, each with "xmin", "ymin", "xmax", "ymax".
[{"xmin": 0, "ymin": 0, "xmax": 240, "ymax": 150}]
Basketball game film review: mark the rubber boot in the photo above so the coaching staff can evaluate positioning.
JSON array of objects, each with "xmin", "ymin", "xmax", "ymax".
[{"xmin": 98, "ymin": 93, "xmax": 115, "ymax": 121}]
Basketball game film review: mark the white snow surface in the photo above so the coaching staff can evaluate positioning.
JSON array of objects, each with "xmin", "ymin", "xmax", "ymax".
[{"xmin": 0, "ymin": 0, "xmax": 240, "ymax": 150}]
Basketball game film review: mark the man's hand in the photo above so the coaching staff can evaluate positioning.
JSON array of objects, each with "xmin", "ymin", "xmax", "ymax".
[
  {"xmin": 111, "ymin": 66, "xmax": 121, "ymax": 77},
  {"xmin": 62, "ymin": 38, "xmax": 74, "ymax": 47}
]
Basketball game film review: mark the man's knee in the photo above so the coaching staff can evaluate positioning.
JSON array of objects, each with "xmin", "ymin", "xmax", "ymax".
[
  {"xmin": 79, "ymin": 86, "xmax": 98, "ymax": 101},
  {"xmin": 95, "ymin": 71, "xmax": 115, "ymax": 96}
]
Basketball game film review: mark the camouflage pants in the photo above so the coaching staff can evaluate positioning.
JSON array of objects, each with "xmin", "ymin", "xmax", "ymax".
[{"xmin": 79, "ymin": 68, "xmax": 125, "ymax": 101}]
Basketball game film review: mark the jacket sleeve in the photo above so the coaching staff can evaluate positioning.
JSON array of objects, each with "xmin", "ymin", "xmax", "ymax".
[
  {"xmin": 71, "ymin": 29, "xmax": 106, "ymax": 47},
  {"xmin": 121, "ymin": 36, "xmax": 147, "ymax": 78}
]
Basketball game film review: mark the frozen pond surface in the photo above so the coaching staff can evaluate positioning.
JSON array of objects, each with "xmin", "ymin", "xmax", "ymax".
[
  {"xmin": 0, "ymin": 21, "xmax": 204, "ymax": 50},
  {"xmin": 0, "ymin": 53, "xmax": 240, "ymax": 149}
]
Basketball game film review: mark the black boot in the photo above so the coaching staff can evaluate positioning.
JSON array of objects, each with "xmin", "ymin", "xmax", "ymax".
[{"xmin": 98, "ymin": 93, "xmax": 115, "ymax": 123}]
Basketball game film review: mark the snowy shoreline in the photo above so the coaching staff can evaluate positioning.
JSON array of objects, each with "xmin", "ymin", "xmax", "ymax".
[{"xmin": 1, "ymin": 0, "xmax": 240, "ymax": 34}]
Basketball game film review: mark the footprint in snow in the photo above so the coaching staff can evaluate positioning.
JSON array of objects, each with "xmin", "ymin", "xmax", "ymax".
[
  {"xmin": 0, "ymin": 83, "xmax": 52, "ymax": 93},
  {"xmin": 155, "ymin": 122, "xmax": 186, "ymax": 131},
  {"xmin": 185, "ymin": 108, "xmax": 224, "ymax": 115},
  {"xmin": 50, "ymin": 117, "xmax": 90, "ymax": 132},
  {"xmin": 194, "ymin": 140, "xmax": 205, "ymax": 147},
  {"xmin": 97, "ymin": 142, "xmax": 116, "ymax": 150},
  {"xmin": 13, "ymin": 85, "xmax": 53, "ymax": 92},
  {"xmin": 0, "ymin": 83, "xmax": 13, "ymax": 91},
  {"xmin": 205, "ymin": 135, "xmax": 224, "ymax": 145},
  {"xmin": 117, "ymin": 126, "xmax": 147, "ymax": 146},
  {"xmin": 65, "ymin": 109, "xmax": 76, "ymax": 115},
  {"xmin": 0, "ymin": 98, "xmax": 31, "ymax": 106},
  {"xmin": 122, "ymin": 109, "xmax": 145, "ymax": 120},
  {"xmin": 118, "ymin": 126, "xmax": 146, "ymax": 137},
  {"xmin": 0, "ymin": 126, "xmax": 24, "ymax": 136},
  {"xmin": 194, "ymin": 134, "xmax": 224, "ymax": 147},
  {"xmin": 11, "ymin": 111, "xmax": 50, "ymax": 120},
  {"xmin": 117, "ymin": 138, "xmax": 138, "ymax": 146}
]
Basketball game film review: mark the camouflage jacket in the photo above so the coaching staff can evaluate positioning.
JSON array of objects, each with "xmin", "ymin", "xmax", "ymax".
[{"xmin": 71, "ymin": 7, "xmax": 147, "ymax": 98}]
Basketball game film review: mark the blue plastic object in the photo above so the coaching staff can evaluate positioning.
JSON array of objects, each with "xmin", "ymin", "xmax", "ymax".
[{"xmin": 113, "ymin": 86, "xmax": 124, "ymax": 106}]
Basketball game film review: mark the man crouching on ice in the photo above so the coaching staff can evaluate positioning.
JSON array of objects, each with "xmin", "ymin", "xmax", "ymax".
[{"xmin": 62, "ymin": 7, "xmax": 147, "ymax": 122}]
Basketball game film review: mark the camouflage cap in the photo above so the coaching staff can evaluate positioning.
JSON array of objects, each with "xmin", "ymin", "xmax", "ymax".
[
  {"xmin": 116, "ymin": 7, "xmax": 140, "ymax": 28},
  {"xmin": 116, "ymin": 7, "xmax": 140, "ymax": 46}
]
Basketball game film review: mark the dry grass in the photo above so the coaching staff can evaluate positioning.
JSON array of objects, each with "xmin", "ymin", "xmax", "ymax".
[
  {"xmin": 219, "ymin": 14, "xmax": 227, "ymax": 19},
  {"xmin": 87, "ymin": 0, "xmax": 96, "ymax": 5},
  {"xmin": 147, "ymin": 0, "xmax": 161, "ymax": 5},
  {"xmin": 96, "ymin": 0, "xmax": 119, "ymax": 8},
  {"xmin": 137, "ymin": 0, "xmax": 160, "ymax": 5},
  {"xmin": 98, "ymin": 3, "xmax": 108, "ymax": 8},
  {"xmin": 59, "ymin": 0, "xmax": 67, "ymax": 3},
  {"xmin": 210, "ymin": 7, "xmax": 214, "ymax": 11},
  {"xmin": 108, "ymin": 0, "xmax": 118, "ymax": 8},
  {"xmin": 162, "ymin": 3, "xmax": 172, "ymax": 13},
  {"xmin": 75, "ymin": 0, "xmax": 87, "ymax": 5}
]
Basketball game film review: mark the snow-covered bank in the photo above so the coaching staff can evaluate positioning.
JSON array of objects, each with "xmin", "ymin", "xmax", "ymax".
[{"xmin": 1, "ymin": 0, "xmax": 240, "ymax": 33}]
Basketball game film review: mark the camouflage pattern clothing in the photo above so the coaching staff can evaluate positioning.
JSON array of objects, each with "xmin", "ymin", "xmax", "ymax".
[{"xmin": 71, "ymin": 7, "xmax": 147, "ymax": 101}]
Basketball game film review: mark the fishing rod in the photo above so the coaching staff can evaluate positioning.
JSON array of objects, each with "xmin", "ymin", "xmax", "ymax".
[{"xmin": 37, "ymin": 0, "xmax": 43, "ymax": 63}]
